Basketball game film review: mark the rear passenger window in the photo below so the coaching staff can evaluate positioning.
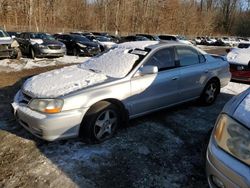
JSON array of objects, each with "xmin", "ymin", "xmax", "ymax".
[
  {"xmin": 145, "ymin": 47, "xmax": 176, "ymax": 71},
  {"xmin": 176, "ymin": 46, "xmax": 200, "ymax": 66}
]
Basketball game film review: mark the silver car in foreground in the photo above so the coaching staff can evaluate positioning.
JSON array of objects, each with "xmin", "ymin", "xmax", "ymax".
[
  {"xmin": 12, "ymin": 41, "xmax": 231, "ymax": 143},
  {"xmin": 206, "ymin": 88, "xmax": 250, "ymax": 188}
]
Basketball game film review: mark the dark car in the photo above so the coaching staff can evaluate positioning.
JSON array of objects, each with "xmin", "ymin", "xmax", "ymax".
[
  {"xmin": 55, "ymin": 34, "xmax": 101, "ymax": 56},
  {"xmin": 7, "ymin": 31, "xmax": 20, "ymax": 38},
  {"xmin": 120, "ymin": 35, "xmax": 150, "ymax": 43},
  {"xmin": 136, "ymin": 34, "xmax": 159, "ymax": 41},
  {"xmin": 17, "ymin": 32, "xmax": 66, "ymax": 58}
]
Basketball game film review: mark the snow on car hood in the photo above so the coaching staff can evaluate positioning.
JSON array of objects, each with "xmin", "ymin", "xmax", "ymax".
[
  {"xmin": 22, "ymin": 65, "xmax": 108, "ymax": 98},
  {"xmin": 233, "ymin": 91, "xmax": 250, "ymax": 128},
  {"xmin": 80, "ymin": 41, "xmax": 159, "ymax": 78},
  {"xmin": 30, "ymin": 39, "xmax": 43, "ymax": 45},
  {"xmin": 227, "ymin": 48, "xmax": 250, "ymax": 65}
]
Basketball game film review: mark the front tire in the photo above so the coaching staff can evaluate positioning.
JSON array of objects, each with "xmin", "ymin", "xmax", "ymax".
[
  {"xmin": 79, "ymin": 101, "xmax": 120, "ymax": 144},
  {"xmin": 200, "ymin": 79, "xmax": 220, "ymax": 105}
]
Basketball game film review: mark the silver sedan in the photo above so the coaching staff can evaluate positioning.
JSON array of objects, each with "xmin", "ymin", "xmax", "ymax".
[
  {"xmin": 12, "ymin": 41, "xmax": 231, "ymax": 143},
  {"xmin": 206, "ymin": 88, "xmax": 250, "ymax": 188}
]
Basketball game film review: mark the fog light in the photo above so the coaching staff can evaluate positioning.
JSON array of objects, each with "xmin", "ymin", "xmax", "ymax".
[{"xmin": 211, "ymin": 175, "xmax": 225, "ymax": 188}]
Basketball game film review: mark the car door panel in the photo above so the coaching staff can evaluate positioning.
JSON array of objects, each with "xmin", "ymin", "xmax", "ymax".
[
  {"xmin": 128, "ymin": 47, "xmax": 180, "ymax": 116},
  {"xmin": 129, "ymin": 69, "xmax": 180, "ymax": 116}
]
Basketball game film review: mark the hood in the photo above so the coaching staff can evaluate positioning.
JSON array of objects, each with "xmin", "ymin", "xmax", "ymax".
[
  {"xmin": 42, "ymin": 39, "xmax": 64, "ymax": 46},
  {"xmin": 77, "ymin": 41, "xmax": 99, "ymax": 47},
  {"xmin": 22, "ymin": 65, "xmax": 108, "ymax": 98},
  {"xmin": 227, "ymin": 48, "xmax": 250, "ymax": 65},
  {"xmin": 233, "ymin": 89, "xmax": 250, "ymax": 128},
  {"xmin": 0, "ymin": 37, "xmax": 12, "ymax": 45}
]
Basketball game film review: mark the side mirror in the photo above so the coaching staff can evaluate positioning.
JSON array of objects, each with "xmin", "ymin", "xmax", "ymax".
[{"xmin": 138, "ymin": 65, "xmax": 158, "ymax": 76}]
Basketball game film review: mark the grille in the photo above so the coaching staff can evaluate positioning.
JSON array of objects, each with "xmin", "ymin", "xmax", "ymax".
[
  {"xmin": 0, "ymin": 44, "xmax": 9, "ymax": 51},
  {"xmin": 20, "ymin": 92, "xmax": 33, "ymax": 105},
  {"xmin": 48, "ymin": 45, "xmax": 61, "ymax": 50}
]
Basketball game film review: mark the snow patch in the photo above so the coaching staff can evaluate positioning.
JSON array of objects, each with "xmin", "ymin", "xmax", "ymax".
[
  {"xmin": 221, "ymin": 82, "xmax": 250, "ymax": 95},
  {"xmin": 0, "ymin": 56, "xmax": 89, "ymax": 72}
]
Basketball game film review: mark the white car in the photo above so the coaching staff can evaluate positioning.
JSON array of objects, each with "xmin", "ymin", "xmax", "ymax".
[{"xmin": 227, "ymin": 47, "xmax": 250, "ymax": 82}]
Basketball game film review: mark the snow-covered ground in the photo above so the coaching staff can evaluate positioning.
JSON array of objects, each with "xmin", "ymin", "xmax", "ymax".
[
  {"xmin": 197, "ymin": 45, "xmax": 228, "ymax": 51},
  {"xmin": 0, "ymin": 56, "xmax": 89, "ymax": 72}
]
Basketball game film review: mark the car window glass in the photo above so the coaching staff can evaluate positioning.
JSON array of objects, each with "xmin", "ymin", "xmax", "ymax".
[
  {"xmin": 144, "ymin": 47, "xmax": 175, "ymax": 71},
  {"xmin": 176, "ymin": 46, "xmax": 200, "ymax": 66}
]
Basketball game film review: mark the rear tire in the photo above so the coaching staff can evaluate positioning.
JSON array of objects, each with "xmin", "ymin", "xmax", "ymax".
[
  {"xmin": 79, "ymin": 101, "xmax": 121, "ymax": 144},
  {"xmin": 30, "ymin": 48, "xmax": 35, "ymax": 59},
  {"xmin": 200, "ymin": 79, "xmax": 220, "ymax": 105}
]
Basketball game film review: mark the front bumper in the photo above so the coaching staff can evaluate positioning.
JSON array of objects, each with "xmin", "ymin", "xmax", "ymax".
[
  {"xmin": 206, "ymin": 138, "xmax": 250, "ymax": 188},
  {"xmin": 36, "ymin": 47, "xmax": 66, "ymax": 58},
  {"xmin": 12, "ymin": 102, "xmax": 87, "ymax": 141},
  {"xmin": 0, "ymin": 49, "xmax": 16, "ymax": 58},
  {"xmin": 79, "ymin": 47, "xmax": 101, "ymax": 56}
]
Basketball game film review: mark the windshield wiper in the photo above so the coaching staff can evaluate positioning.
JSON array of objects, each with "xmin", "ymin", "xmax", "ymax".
[{"xmin": 88, "ymin": 69, "xmax": 101, "ymax": 73}]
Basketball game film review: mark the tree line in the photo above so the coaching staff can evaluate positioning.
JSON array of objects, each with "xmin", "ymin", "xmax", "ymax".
[{"xmin": 0, "ymin": 0, "xmax": 249, "ymax": 36}]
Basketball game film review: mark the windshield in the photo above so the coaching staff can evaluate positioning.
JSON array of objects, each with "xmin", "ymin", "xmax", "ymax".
[
  {"xmin": 96, "ymin": 36, "xmax": 111, "ymax": 42},
  {"xmin": 80, "ymin": 46, "xmax": 149, "ymax": 78},
  {"xmin": 72, "ymin": 35, "xmax": 90, "ymax": 42},
  {"xmin": 176, "ymin": 35, "xmax": 187, "ymax": 40},
  {"xmin": 30, "ymin": 33, "xmax": 55, "ymax": 40},
  {"xmin": 0, "ymin": 30, "xmax": 10, "ymax": 38}
]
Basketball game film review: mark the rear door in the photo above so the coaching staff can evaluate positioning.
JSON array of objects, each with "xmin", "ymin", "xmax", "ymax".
[
  {"xmin": 175, "ymin": 46, "xmax": 209, "ymax": 101},
  {"xmin": 129, "ymin": 47, "xmax": 180, "ymax": 116}
]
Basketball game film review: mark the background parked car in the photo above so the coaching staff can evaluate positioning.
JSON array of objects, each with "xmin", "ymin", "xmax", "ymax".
[
  {"xmin": 227, "ymin": 47, "xmax": 250, "ymax": 82},
  {"xmin": 0, "ymin": 28, "xmax": 20, "ymax": 59},
  {"xmin": 119, "ymin": 35, "xmax": 150, "ymax": 43},
  {"xmin": 55, "ymin": 34, "xmax": 101, "ymax": 56},
  {"xmin": 157, "ymin": 34, "xmax": 193, "ymax": 45},
  {"xmin": 17, "ymin": 32, "xmax": 66, "ymax": 58},
  {"xmin": 136, "ymin": 34, "xmax": 159, "ymax": 41},
  {"xmin": 7, "ymin": 31, "xmax": 20, "ymax": 38},
  {"xmin": 206, "ymin": 88, "xmax": 250, "ymax": 188},
  {"xmin": 85, "ymin": 35, "xmax": 116, "ymax": 51}
]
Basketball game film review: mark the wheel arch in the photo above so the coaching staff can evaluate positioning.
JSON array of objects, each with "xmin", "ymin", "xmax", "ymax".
[{"xmin": 79, "ymin": 98, "xmax": 129, "ymax": 135}]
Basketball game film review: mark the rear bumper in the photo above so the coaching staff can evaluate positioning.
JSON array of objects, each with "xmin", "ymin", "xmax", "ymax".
[
  {"xmin": 231, "ymin": 70, "xmax": 250, "ymax": 82},
  {"xmin": 12, "ymin": 102, "xmax": 88, "ymax": 141},
  {"xmin": 206, "ymin": 138, "xmax": 250, "ymax": 188}
]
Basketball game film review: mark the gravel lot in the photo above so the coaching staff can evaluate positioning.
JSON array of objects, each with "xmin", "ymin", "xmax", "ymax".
[{"xmin": 0, "ymin": 48, "xmax": 249, "ymax": 188}]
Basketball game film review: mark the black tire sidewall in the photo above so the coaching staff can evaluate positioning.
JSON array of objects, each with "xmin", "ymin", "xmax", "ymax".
[
  {"xmin": 80, "ymin": 102, "xmax": 121, "ymax": 143},
  {"xmin": 201, "ymin": 80, "xmax": 219, "ymax": 105}
]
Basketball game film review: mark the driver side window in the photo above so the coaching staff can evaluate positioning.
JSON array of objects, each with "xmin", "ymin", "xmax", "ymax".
[{"xmin": 145, "ymin": 47, "xmax": 176, "ymax": 71}]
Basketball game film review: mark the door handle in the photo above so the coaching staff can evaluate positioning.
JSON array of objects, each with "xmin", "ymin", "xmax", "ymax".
[
  {"xmin": 172, "ymin": 77, "xmax": 178, "ymax": 80},
  {"xmin": 204, "ymin": 69, "xmax": 209, "ymax": 73}
]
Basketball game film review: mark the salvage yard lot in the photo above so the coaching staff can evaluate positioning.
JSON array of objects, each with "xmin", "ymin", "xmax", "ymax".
[{"xmin": 0, "ymin": 48, "xmax": 249, "ymax": 188}]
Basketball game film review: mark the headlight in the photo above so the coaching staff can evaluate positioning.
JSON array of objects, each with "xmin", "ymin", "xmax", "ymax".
[
  {"xmin": 214, "ymin": 114, "xmax": 250, "ymax": 165},
  {"xmin": 227, "ymin": 52, "xmax": 238, "ymax": 60},
  {"xmin": 77, "ymin": 43, "xmax": 87, "ymax": 48},
  {"xmin": 29, "ymin": 99, "xmax": 64, "ymax": 114},
  {"xmin": 38, "ymin": 44, "xmax": 48, "ymax": 49}
]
